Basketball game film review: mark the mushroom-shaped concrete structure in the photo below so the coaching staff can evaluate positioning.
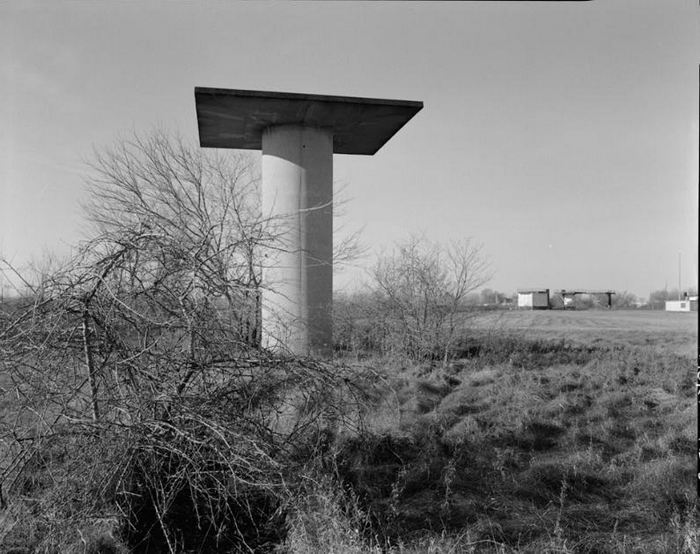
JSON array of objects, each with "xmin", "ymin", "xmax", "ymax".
[{"xmin": 195, "ymin": 87, "xmax": 423, "ymax": 356}]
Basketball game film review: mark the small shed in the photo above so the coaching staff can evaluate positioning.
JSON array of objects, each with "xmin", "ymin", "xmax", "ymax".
[
  {"xmin": 517, "ymin": 289, "xmax": 550, "ymax": 310},
  {"xmin": 665, "ymin": 296, "xmax": 698, "ymax": 312}
]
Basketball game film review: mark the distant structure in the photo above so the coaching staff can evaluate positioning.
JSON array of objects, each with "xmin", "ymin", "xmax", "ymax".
[
  {"xmin": 560, "ymin": 289, "xmax": 615, "ymax": 309},
  {"xmin": 517, "ymin": 288, "xmax": 619, "ymax": 310},
  {"xmin": 517, "ymin": 289, "xmax": 550, "ymax": 309},
  {"xmin": 194, "ymin": 88, "xmax": 423, "ymax": 356},
  {"xmin": 665, "ymin": 293, "xmax": 698, "ymax": 312}
]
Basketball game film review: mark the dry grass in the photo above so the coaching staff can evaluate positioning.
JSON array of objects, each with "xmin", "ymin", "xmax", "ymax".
[
  {"xmin": 320, "ymin": 310, "xmax": 697, "ymax": 553},
  {"xmin": 2, "ymin": 309, "xmax": 697, "ymax": 552}
]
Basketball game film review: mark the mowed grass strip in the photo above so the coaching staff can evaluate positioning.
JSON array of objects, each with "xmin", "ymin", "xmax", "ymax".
[{"xmin": 471, "ymin": 309, "xmax": 697, "ymax": 357}]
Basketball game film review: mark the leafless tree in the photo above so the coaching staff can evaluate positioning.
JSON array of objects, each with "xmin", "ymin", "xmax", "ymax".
[
  {"xmin": 0, "ymin": 131, "xmax": 370, "ymax": 552},
  {"xmin": 372, "ymin": 235, "xmax": 491, "ymax": 363},
  {"xmin": 84, "ymin": 130, "xmax": 267, "ymax": 347}
]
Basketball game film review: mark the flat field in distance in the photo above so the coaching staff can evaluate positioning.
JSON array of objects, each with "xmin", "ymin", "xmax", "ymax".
[{"xmin": 472, "ymin": 309, "xmax": 697, "ymax": 356}]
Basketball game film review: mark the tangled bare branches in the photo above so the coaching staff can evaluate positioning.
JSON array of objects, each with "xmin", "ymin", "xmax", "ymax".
[
  {"xmin": 0, "ymin": 131, "xmax": 372, "ymax": 552},
  {"xmin": 371, "ymin": 235, "xmax": 491, "ymax": 362}
]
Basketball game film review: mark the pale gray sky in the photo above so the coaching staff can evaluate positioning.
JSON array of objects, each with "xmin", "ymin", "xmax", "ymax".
[{"xmin": 1, "ymin": 0, "xmax": 698, "ymax": 299}]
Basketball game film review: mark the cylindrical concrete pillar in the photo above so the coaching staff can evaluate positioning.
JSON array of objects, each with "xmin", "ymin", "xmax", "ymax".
[{"xmin": 261, "ymin": 125, "xmax": 333, "ymax": 356}]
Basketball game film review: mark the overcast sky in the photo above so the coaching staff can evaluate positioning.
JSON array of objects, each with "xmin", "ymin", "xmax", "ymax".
[{"xmin": 1, "ymin": 0, "xmax": 698, "ymax": 299}]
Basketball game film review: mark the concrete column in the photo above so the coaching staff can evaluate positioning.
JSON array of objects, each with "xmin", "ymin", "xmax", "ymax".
[{"xmin": 261, "ymin": 125, "xmax": 333, "ymax": 356}]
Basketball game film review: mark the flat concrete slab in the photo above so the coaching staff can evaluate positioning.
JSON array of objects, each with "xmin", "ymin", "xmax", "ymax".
[{"xmin": 195, "ymin": 87, "xmax": 423, "ymax": 155}]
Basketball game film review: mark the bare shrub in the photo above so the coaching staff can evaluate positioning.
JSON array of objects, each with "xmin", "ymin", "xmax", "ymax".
[
  {"xmin": 0, "ymin": 131, "xmax": 373, "ymax": 552},
  {"xmin": 334, "ymin": 236, "xmax": 491, "ymax": 363}
]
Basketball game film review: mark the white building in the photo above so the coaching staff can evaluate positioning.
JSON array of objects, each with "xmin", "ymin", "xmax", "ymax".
[
  {"xmin": 517, "ymin": 289, "xmax": 550, "ymax": 309},
  {"xmin": 665, "ymin": 296, "xmax": 697, "ymax": 312}
]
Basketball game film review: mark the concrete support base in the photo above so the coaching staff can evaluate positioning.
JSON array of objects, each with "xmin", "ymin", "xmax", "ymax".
[{"xmin": 261, "ymin": 125, "xmax": 333, "ymax": 357}]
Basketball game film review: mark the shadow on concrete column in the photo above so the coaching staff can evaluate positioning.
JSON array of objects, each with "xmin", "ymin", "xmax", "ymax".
[{"xmin": 261, "ymin": 125, "xmax": 333, "ymax": 357}]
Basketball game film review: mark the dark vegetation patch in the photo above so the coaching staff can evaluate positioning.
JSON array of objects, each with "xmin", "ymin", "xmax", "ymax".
[
  {"xmin": 454, "ymin": 335, "xmax": 605, "ymax": 369},
  {"xmin": 506, "ymin": 420, "xmax": 567, "ymax": 451}
]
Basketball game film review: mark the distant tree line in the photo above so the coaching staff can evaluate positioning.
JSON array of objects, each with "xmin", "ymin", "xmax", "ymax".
[{"xmin": 646, "ymin": 288, "xmax": 697, "ymax": 310}]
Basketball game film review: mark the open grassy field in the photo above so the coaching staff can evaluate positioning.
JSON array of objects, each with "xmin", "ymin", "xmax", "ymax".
[{"xmin": 472, "ymin": 309, "xmax": 697, "ymax": 357}]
